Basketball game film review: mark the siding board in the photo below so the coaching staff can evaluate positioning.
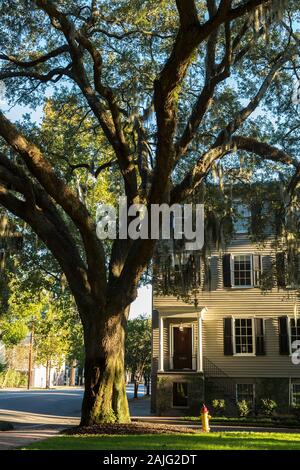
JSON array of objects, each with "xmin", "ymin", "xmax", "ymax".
[{"xmin": 153, "ymin": 237, "xmax": 300, "ymax": 379}]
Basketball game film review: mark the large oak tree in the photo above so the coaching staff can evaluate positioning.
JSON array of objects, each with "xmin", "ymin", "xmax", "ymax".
[{"xmin": 0, "ymin": 0, "xmax": 299, "ymax": 424}]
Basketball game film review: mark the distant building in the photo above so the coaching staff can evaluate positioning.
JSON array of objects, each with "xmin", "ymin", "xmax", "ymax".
[{"xmin": 0, "ymin": 335, "xmax": 66, "ymax": 388}]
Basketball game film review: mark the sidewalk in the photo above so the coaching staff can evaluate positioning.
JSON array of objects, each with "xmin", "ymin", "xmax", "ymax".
[
  {"xmin": 129, "ymin": 396, "xmax": 152, "ymax": 417},
  {"xmin": 0, "ymin": 396, "xmax": 153, "ymax": 450},
  {"xmin": 0, "ymin": 425, "xmax": 74, "ymax": 450},
  {"xmin": 0, "ymin": 415, "xmax": 78, "ymax": 450}
]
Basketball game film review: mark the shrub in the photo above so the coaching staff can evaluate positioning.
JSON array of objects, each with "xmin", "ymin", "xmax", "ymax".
[
  {"xmin": 0, "ymin": 369, "xmax": 27, "ymax": 388},
  {"xmin": 236, "ymin": 400, "xmax": 251, "ymax": 417},
  {"xmin": 260, "ymin": 398, "xmax": 278, "ymax": 416},
  {"xmin": 211, "ymin": 399, "xmax": 226, "ymax": 416}
]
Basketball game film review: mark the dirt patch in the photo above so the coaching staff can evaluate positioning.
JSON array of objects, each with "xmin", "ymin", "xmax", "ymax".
[{"xmin": 64, "ymin": 422, "xmax": 200, "ymax": 435}]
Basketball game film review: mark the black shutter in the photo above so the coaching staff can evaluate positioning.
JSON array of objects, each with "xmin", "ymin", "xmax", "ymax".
[
  {"xmin": 295, "ymin": 253, "xmax": 300, "ymax": 286},
  {"xmin": 224, "ymin": 317, "xmax": 233, "ymax": 355},
  {"xmin": 253, "ymin": 254, "xmax": 261, "ymax": 287},
  {"xmin": 203, "ymin": 258, "xmax": 212, "ymax": 291},
  {"xmin": 255, "ymin": 318, "xmax": 265, "ymax": 355},
  {"xmin": 251, "ymin": 201, "xmax": 262, "ymax": 235},
  {"xmin": 278, "ymin": 316, "xmax": 289, "ymax": 355},
  {"xmin": 276, "ymin": 252, "xmax": 286, "ymax": 288},
  {"xmin": 261, "ymin": 255, "xmax": 272, "ymax": 273},
  {"xmin": 288, "ymin": 251, "xmax": 300, "ymax": 287},
  {"xmin": 210, "ymin": 256, "xmax": 218, "ymax": 291},
  {"xmin": 260, "ymin": 255, "xmax": 275, "ymax": 289},
  {"xmin": 223, "ymin": 254, "xmax": 232, "ymax": 287},
  {"xmin": 152, "ymin": 310, "xmax": 159, "ymax": 329},
  {"xmin": 274, "ymin": 208, "xmax": 283, "ymax": 237}
]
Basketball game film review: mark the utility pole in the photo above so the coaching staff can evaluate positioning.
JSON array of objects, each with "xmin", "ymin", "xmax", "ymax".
[{"xmin": 27, "ymin": 323, "xmax": 34, "ymax": 390}]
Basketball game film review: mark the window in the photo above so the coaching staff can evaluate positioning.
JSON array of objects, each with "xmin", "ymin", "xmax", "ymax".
[
  {"xmin": 233, "ymin": 255, "xmax": 252, "ymax": 287},
  {"xmin": 236, "ymin": 383, "xmax": 255, "ymax": 405},
  {"xmin": 223, "ymin": 254, "xmax": 262, "ymax": 289},
  {"xmin": 290, "ymin": 319, "xmax": 300, "ymax": 345},
  {"xmin": 234, "ymin": 318, "xmax": 254, "ymax": 354},
  {"xmin": 173, "ymin": 382, "xmax": 188, "ymax": 407},
  {"xmin": 233, "ymin": 203, "xmax": 251, "ymax": 234},
  {"xmin": 292, "ymin": 384, "xmax": 300, "ymax": 406}
]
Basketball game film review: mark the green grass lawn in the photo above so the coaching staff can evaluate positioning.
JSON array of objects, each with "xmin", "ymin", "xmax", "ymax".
[{"xmin": 24, "ymin": 432, "xmax": 300, "ymax": 450}]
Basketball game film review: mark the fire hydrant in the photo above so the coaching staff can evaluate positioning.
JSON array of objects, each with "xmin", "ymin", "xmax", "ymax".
[{"xmin": 201, "ymin": 403, "xmax": 210, "ymax": 432}]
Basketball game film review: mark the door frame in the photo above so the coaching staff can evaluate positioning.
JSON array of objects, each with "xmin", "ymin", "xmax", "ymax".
[{"xmin": 169, "ymin": 323, "xmax": 195, "ymax": 370}]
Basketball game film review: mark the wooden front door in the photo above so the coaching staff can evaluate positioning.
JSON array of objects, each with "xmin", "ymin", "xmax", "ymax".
[{"xmin": 173, "ymin": 327, "xmax": 192, "ymax": 370}]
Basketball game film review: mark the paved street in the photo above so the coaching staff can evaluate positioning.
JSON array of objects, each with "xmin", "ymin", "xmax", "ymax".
[
  {"xmin": 0, "ymin": 384, "xmax": 148, "ymax": 427},
  {"xmin": 0, "ymin": 385, "xmax": 151, "ymax": 449},
  {"xmin": 0, "ymin": 388, "xmax": 82, "ymax": 428}
]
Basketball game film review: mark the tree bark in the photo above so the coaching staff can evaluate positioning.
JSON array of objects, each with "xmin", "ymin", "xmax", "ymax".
[
  {"xmin": 45, "ymin": 361, "xmax": 50, "ymax": 389},
  {"xmin": 69, "ymin": 359, "xmax": 77, "ymax": 387},
  {"xmin": 80, "ymin": 308, "xmax": 130, "ymax": 426},
  {"xmin": 134, "ymin": 380, "xmax": 139, "ymax": 399},
  {"xmin": 145, "ymin": 376, "xmax": 151, "ymax": 396}
]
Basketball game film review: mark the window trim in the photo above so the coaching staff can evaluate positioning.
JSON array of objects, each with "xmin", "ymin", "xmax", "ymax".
[
  {"xmin": 233, "ymin": 202, "xmax": 251, "ymax": 235},
  {"xmin": 236, "ymin": 383, "xmax": 255, "ymax": 405},
  {"xmin": 232, "ymin": 317, "xmax": 256, "ymax": 356},
  {"xmin": 231, "ymin": 254, "xmax": 254, "ymax": 289},
  {"xmin": 291, "ymin": 383, "xmax": 300, "ymax": 407},
  {"xmin": 288, "ymin": 317, "xmax": 300, "ymax": 356}
]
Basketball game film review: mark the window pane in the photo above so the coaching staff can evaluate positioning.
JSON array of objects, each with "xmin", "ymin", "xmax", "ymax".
[
  {"xmin": 292, "ymin": 384, "xmax": 300, "ymax": 406},
  {"xmin": 233, "ymin": 255, "xmax": 252, "ymax": 287},
  {"xmin": 235, "ymin": 318, "xmax": 253, "ymax": 354},
  {"xmin": 237, "ymin": 383, "xmax": 254, "ymax": 404},
  {"xmin": 291, "ymin": 319, "xmax": 300, "ymax": 345},
  {"xmin": 233, "ymin": 203, "xmax": 251, "ymax": 234},
  {"xmin": 173, "ymin": 382, "xmax": 188, "ymax": 407}
]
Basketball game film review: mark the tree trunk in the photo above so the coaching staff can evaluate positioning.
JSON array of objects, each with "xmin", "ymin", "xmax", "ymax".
[
  {"xmin": 134, "ymin": 380, "xmax": 139, "ymax": 399},
  {"xmin": 80, "ymin": 309, "xmax": 130, "ymax": 426},
  {"xmin": 145, "ymin": 376, "xmax": 150, "ymax": 396},
  {"xmin": 45, "ymin": 361, "xmax": 49, "ymax": 389},
  {"xmin": 48, "ymin": 360, "xmax": 52, "ymax": 388},
  {"xmin": 69, "ymin": 359, "xmax": 77, "ymax": 386}
]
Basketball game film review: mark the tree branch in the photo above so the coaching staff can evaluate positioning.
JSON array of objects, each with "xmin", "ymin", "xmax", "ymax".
[
  {"xmin": 0, "ymin": 66, "xmax": 72, "ymax": 83},
  {"xmin": 0, "ymin": 112, "xmax": 107, "ymax": 302},
  {"xmin": 0, "ymin": 181, "xmax": 91, "ymax": 309},
  {"xmin": 0, "ymin": 151, "xmax": 85, "ymax": 264},
  {"xmin": 35, "ymin": 0, "xmax": 138, "ymax": 203},
  {"xmin": 231, "ymin": 135, "xmax": 300, "ymax": 167},
  {"xmin": 171, "ymin": 135, "xmax": 300, "ymax": 203},
  {"xmin": 0, "ymin": 45, "xmax": 70, "ymax": 68},
  {"xmin": 213, "ymin": 51, "xmax": 293, "ymax": 147},
  {"xmin": 150, "ymin": 0, "xmax": 269, "ymax": 204}
]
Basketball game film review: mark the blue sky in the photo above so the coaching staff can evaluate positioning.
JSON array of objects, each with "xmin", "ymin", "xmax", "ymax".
[{"xmin": 129, "ymin": 284, "xmax": 152, "ymax": 319}]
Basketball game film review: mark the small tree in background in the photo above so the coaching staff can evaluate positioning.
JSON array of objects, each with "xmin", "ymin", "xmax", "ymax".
[
  {"xmin": 125, "ymin": 315, "xmax": 151, "ymax": 399},
  {"xmin": 34, "ymin": 303, "xmax": 69, "ymax": 388},
  {"xmin": 0, "ymin": 271, "xmax": 84, "ymax": 388}
]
